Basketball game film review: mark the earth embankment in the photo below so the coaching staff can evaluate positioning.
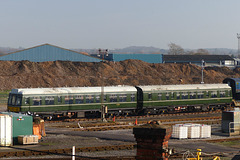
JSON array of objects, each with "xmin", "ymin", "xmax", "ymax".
[{"xmin": 0, "ymin": 60, "xmax": 239, "ymax": 90}]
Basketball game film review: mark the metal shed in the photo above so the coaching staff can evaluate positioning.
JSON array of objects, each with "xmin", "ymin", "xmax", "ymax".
[
  {"xmin": 1, "ymin": 112, "xmax": 33, "ymax": 144},
  {"xmin": 0, "ymin": 44, "xmax": 101, "ymax": 62},
  {"xmin": 163, "ymin": 55, "xmax": 235, "ymax": 67}
]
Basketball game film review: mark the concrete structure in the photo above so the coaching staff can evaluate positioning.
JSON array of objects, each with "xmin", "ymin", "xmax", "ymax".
[
  {"xmin": 222, "ymin": 110, "xmax": 240, "ymax": 135},
  {"xmin": 163, "ymin": 55, "xmax": 235, "ymax": 67},
  {"xmin": 0, "ymin": 44, "xmax": 101, "ymax": 62},
  {"xmin": 91, "ymin": 53, "xmax": 163, "ymax": 63}
]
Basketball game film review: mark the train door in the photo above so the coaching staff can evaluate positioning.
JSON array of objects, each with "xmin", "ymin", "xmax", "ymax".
[{"xmin": 135, "ymin": 86, "xmax": 143, "ymax": 111}]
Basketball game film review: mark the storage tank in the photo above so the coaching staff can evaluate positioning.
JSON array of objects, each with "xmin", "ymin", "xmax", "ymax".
[
  {"xmin": 1, "ymin": 112, "xmax": 33, "ymax": 144},
  {"xmin": 0, "ymin": 114, "xmax": 12, "ymax": 146}
]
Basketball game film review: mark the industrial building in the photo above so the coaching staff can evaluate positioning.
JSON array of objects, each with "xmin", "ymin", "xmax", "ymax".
[
  {"xmin": 0, "ymin": 43, "xmax": 235, "ymax": 67},
  {"xmin": 163, "ymin": 55, "xmax": 235, "ymax": 67},
  {"xmin": 0, "ymin": 44, "xmax": 101, "ymax": 62},
  {"xmin": 90, "ymin": 53, "xmax": 163, "ymax": 63}
]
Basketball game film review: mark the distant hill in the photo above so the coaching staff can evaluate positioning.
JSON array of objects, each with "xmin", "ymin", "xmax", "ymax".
[
  {"xmin": 204, "ymin": 48, "xmax": 237, "ymax": 55},
  {"xmin": 0, "ymin": 47, "xmax": 21, "ymax": 55},
  {"xmin": 0, "ymin": 45, "xmax": 237, "ymax": 56}
]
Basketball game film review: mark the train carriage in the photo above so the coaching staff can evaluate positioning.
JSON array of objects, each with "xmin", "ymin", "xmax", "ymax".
[
  {"xmin": 223, "ymin": 78, "xmax": 240, "ymax": 107},
  {"xmin": 7, "ymin": 86, "xmax": 137, "ymax": 118},
  {"xmin": 7, "ymin": 83, "xmax": 233, "ymax": 119},
  {"xmin": 137, "ymin": 84, "xmax": 232, "ymax": 114}
]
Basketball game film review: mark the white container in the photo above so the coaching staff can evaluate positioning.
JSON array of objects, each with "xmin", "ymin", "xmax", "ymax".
[
  {"xmin": 199, "ymin": 125, "xmax": 211, "ymax": 138},
  {"xmin": 0, "ymin": 114, "xmax": 12, "ymax": 146},
  {"xmin": 18, "ymin": 135, "xmax": 38, "ymax": 145},
  {"xmin": 184, "ymin": 124, "xmax": 200, "ymax": 139},
  {"xmin": 172, "ymin": 124, "xmax": 188, "ymax": 139}
]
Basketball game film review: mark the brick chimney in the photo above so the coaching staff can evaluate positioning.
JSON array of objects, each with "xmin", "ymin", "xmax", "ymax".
[{"xmin": 133, "ymin": 121, "xmax": 172, "ymax": 160}]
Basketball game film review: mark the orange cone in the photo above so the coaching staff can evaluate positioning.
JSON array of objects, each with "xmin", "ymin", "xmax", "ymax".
[
  {"xmin": 113, "ymin": 116, "xmax": 115, "ymax": 122},
  {"xmin": 135, "ymin": 118, "xmax": 138, "ymax": 125}
]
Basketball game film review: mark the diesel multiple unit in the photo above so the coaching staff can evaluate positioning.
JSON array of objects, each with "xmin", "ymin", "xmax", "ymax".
[{"xmin": 7, "ymin": 83, "xmax": 232, "ymax": 119}]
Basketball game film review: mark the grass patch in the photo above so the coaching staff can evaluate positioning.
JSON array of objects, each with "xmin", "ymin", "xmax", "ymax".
[
  {"xmin": 215, "ymin": 140, "xmax": 240, "ymax": 149},
  {"xmin": 39, "ymin": 142, "xmax": 56, "ymax": 146}
]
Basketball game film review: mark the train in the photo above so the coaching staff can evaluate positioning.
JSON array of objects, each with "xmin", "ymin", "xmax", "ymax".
[{"xmin": 7, "ymin": 77, "xmax": 240, "ymax": 119}]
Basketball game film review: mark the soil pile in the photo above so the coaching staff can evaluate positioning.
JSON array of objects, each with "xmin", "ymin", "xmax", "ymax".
[{"xmin": 0, "ymin": 60, "xmax": 239, "ymax": 90}]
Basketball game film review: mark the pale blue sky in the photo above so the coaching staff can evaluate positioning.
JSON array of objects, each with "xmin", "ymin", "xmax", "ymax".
[{"xmin": 0, "ymin": 0, "xmax": 240, "ymax": 49}]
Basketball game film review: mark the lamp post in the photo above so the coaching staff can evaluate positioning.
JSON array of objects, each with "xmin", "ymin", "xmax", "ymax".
[
  {"xmin": 201, "ymin": 59, "xmax": 204, "ymax": 84},
  {"xmin": 98, "ymin": 49, "xmax": 108, "ymax": 122}
]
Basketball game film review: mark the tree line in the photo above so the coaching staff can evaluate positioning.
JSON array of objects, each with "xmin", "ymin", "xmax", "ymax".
[{"xmin": 168, "ymin": 43, "xmax": 209, "ymax": 55}]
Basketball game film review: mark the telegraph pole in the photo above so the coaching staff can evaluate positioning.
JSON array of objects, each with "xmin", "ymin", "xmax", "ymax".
[
  {"xmin": 237, "ymin": 33, "xmax": 240, "ymax": 58},
  {"xmin": 98, "ymin": 49, "xmax": 108, "ymax": 122},
  {"xmin": 201, "ymin": 59, "xmax": 204, "ymax": 84}
]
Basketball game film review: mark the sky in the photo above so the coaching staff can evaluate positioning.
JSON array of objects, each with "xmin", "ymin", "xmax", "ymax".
[{"xmin": 0, "ymin": 0, "xmax": 240, "ymax": 50}]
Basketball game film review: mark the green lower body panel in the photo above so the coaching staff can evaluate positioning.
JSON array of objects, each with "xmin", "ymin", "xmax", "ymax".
[
  {"xmin": 143, "ymin": 98, "xmax": 232, "ymax": 107},
  {"xmin": 20, "ymin": 102, "xmax": 137, "ymax": 112}
]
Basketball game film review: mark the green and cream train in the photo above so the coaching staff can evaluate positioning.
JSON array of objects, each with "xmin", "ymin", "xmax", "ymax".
[{"xmin": 7, "ymin": 83, "xmax": 232, "ymax": 119}]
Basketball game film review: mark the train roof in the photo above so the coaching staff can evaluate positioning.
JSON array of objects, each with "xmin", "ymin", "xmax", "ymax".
[
  {"xmin": 10, "ymin": 86, "xmax": 137, "ymax": 95},
  {"xmin": 10, "ymin": 84, "xmax": 231, "ymax": 95},
  {"xmin": 138, "ymin": 84, "xmax": 231, "ymax": 92},
  {"xmin": 223, "ymin": 78, "xmax": 240, "ymax": 84}
]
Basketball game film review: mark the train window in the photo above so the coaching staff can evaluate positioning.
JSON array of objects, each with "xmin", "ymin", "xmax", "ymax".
[
  {"xmin": 104, "ymin": 95, "xmax": 107, "ymax": 102},
  {"xmin": 181, "ymin": 92, "xmax": 188, "ymax": 99},
  {"xmin": 95, "ymin": 95, "xmax": 106, "ymax": 103},
  {"xmin": 75, "ymin": 95, "xmax": 84, "ymax": 104},
  {"xmin": 158, "ymin": 93, "xmax": 162, "ymax": 100},
  {"xmin": 190, "ymin": 92, "xmax": 196, "ymax": 99},
  {"xmin": 176, "ymin": 92, "xmax": 180, "ymax": 99},
  {"xmin": 148, "ymin": 93, "xmax": 152, "ymax": 100},
  {"xmin": 225, "ymin": 90, "xmax": 229, "ymax": 97},
  {"xmin": 16, "ymin": 96, "xmax": 22, "ymax": 105},
  {"xmin": 65, "ymin": 96, "xmax": 73, "ymax": 104},
  {"xmin": 57, "ymin": 96, "xmax": 61, "ymax": 104},
  {"xmin": 166, "ymin": 92, "xmax": 170, "ymax": 100},
  {"xmin": 198, "ymin": 92, "xmax": 204, "ymax": 99},
  {"xmin": 8, "ymin": 95, "xmax": 12, "ymax": 105},
  {"xmin": 220, "ymin": 91, "xmax": 225, "ymax": 97},
  {"xmin": 211, "ymin": 91, "xmax": 217, "ymax": 98},
  {"xmin": 119, "ymin": 94, "xmax": 127, "ymax": 102},
  {"xmin": 25, "ymin": 97, "xmax": 30, "ymax": 105},
  {"xmin": 11, "ymin": 95, "xmax": 16, "ymax": 105},
  {"xmin": 95, "ymin": 95, "xmax": 100, "ymax": 103},
  {"xmin": 45, "ymin": 96, "xmax": 54, "ymax": 105},
  {"xmin": 17, "ymin": 96, "xmax": 22, "ymax": 106},
  {"xmin": 110, "ymin": 94, "xmax": 117, "ymax": 102},
  {"xmin": 86, "ymin": 95, "xmax": 94, "ymax": 103},
  {"xmin": 131, "ymin": 94, "xmax": 135, "ymax": 101},
  {"xmin": 33, "ymin": 97, "xmax": 42, "ymax": 105},
  {"xmin": 206, "ymin": 91, "xmax": 209, "ymax": 98}
]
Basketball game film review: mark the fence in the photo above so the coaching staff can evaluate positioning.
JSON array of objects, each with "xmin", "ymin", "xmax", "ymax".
[{"xmin": 229, "ymin": 122, "xmax": 240, "ymax": 136}]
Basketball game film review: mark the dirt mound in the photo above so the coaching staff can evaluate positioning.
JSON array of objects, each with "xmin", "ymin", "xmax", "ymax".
[{"xmin": 0, "ymin": 60, "xmax": 239, "ymax": 90}]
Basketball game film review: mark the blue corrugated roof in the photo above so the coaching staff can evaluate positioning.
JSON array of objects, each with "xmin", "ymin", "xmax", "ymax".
[{"xmin": 0, "ymin": 44, "xmax": 101, "ymax": 62}]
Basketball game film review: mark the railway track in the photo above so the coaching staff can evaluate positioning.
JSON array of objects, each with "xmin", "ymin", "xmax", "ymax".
[
  {"xmin": 72, "ymin": 116, "xmax": 221, "ymax": 131},
  {"xmin": 2, "ymin": 136, "xmax": 239, "ymax": 159},
  {"xmin": 46, "ymin": 111, "xmax": 222, "ymax": 123},
  {"xmin": 0, "ymin": 144, "xmax": 135, "ymax": 159}
]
